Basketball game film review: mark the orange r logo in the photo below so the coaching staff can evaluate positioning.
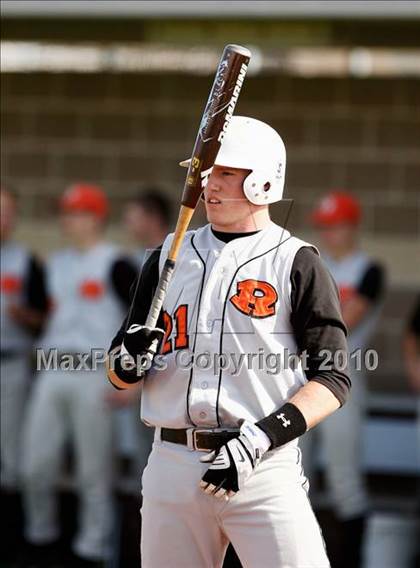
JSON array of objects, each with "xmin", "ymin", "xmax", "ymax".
[{"xmin": 230, "ymin": 279, "xmax": 278, "ymax": 318}]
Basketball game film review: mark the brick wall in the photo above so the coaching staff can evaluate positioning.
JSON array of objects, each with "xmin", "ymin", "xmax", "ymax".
[{"xmin": 1, "ymin": 72, "xmax": 419, "ymax": 392}]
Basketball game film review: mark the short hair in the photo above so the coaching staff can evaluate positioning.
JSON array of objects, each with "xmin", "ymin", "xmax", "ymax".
[{"xmin": 132, "ymin": 190, "xmax": 172, "ymax": 227}]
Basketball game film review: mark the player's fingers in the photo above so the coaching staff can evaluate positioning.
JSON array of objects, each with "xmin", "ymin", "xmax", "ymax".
[
  {"xmin": 227, "ymin": 490, "xmax": 236, "ymax": 499},
  {"xmin": 212, "ymin": 478, "xmax": 226, "ymax": 493},
  {"xmin": 199, "ymin": 480, "xmax": 209, "ymax": 490},
  {"xmin": 204, "ymin": 483, "xmax": 217, "ymax": 495},
  {"xmin": 211, "ymin": 478, "xmax": 229, "ymax": 498},
  {"xmin": 213, "ymin": 486, "xmax": 228, "ymax": 499}
]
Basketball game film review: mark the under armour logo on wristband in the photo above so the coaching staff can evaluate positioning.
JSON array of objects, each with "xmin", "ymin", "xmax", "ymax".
[{"xmin": 276, "ymin": 413, "xmax": 291, "ymax": 428}]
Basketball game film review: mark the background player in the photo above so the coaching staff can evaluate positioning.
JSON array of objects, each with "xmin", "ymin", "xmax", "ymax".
[
  {"xmin": 302, "ymin": 191, "xmax": 386, "ymax": 568},
  {"xmin": 107, "ymin": 116, "xmax": 352, "ymax": 568},
  {"xmin": 0, "ymin": 188, "xmax": 48, "ymax": 560},
  {"xmin": 107, "ymin": 189, "xmax": 173, "ymax": 488},
  {"xmin": 123, "ymin": 189, "xmax": 172, "ymax": 269},
  {"xmin": 402, "ymin": 296, "xmax": 420, "ymax": 568},
  {"xmin": 21, "ymin": 184, "xmax": 136, "ymax": 567}
]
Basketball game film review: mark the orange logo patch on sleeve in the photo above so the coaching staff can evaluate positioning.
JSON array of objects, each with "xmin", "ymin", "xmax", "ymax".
[
  {"xmin": 230, "ymin": 279, "xmax": 278, "ymax": 318},
  {"xmin": 79, "ymin": 280, "xmax": 105, "ymax": 300},
  {"xmin": 0, "ymin": 274, "xmax": 23, "ymax": 295}
]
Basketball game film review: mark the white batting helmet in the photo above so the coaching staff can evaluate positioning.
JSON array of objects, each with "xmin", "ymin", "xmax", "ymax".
[{"xmin": 180, "ymin": 116, "xmax": 286, "ymax": 205}]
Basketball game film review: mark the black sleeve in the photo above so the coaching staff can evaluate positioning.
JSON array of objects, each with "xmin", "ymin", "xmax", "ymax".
[
  {"xmin": 357, "ymin": 263, "xmax": 384, "ymax": 303},
  {"xmin": 290, "ymin": 247, "xmax": 351, "ymax": 406},
  {"xmin": 408, "ymin": 295, "xmax": 420, "ymax": 337},
  {"xmin": 25, "ymin": 255, "xmax": 48, "ymax": 313},
  {"xmin": 109, "ymin": 247, "xmax": 162, "ymax": 352},
  {"xmin": 110, "ymin": 258, "xmax": 138, "ymax": 307}
]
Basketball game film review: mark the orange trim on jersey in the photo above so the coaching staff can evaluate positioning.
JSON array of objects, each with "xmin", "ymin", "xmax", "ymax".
[{"xmin": 106, "ymin": 355, "xmax": 141, "ymax": 390}]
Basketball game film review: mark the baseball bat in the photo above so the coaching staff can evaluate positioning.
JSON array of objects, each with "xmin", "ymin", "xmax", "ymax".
[{"xmin": 127, "ymin": 44, "xmax": 251, "ymax": 331}]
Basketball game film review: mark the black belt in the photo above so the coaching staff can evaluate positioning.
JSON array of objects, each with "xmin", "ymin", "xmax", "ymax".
[{"xmin": 160, "ymin": 427, "xmax": 240, "ymax": 452}]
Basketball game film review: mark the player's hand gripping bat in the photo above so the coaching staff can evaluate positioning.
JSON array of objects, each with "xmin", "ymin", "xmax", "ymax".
[{"xmin": 127, "ymin": 44, "xmax": 251, "ymax": 333}]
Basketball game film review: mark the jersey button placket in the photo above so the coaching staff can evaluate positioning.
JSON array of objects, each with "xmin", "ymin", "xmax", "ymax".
[{"xmin": 190, "ymin": 256, "xmax": 223, "ymax": 426}]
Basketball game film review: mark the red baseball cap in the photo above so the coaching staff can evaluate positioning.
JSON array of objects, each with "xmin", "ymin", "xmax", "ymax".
[
  {"xmin": 311, "ymin": 191, "xmax": 361, "ymax": 227},
  {"xmin": 60, "ymin": 183, "xmax": 108, "ymax": 219}
]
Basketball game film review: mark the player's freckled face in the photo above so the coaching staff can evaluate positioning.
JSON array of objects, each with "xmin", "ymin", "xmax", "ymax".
[{"xmin": 203, "ymin": 165, "xmax": 254, "ymax": 231}]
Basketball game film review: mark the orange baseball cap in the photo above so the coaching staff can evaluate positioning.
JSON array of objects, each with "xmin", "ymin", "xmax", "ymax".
[
  {"xmin": 311, "ymin": 191, "xmax": 361, "ymax": 226},
  {"xmin": 60, "ymin": 183, "xmax": 108, "ymax": 219}
]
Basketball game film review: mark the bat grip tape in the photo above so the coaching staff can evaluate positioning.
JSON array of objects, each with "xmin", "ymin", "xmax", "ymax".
[{"xmin": 145, "ymin": 258, "xmax": 175, "ymax": 329}]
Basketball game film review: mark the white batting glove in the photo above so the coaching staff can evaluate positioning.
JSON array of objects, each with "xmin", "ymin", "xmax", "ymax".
[{"xmin": 199, "ymin": 420, "xmax": 271, "ymax": 500}]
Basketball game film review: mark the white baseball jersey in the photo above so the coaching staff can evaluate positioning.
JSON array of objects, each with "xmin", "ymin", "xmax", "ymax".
[
  {"xmin": 39, "ymin": 242, "xmax": 125, "ymax": 353},
  {"xmin": 141, "ymin": 222, "xmax": 317, "ymax": 431}
]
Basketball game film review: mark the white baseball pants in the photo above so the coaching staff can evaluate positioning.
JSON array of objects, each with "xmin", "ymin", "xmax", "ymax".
[
  {"xmin": 21, "ymin": 367, "xmax": 114, "ymax": 560},
  {"xmin": 0, "ymin": 355, "xmax": 29, "ymax": 489},
  {"xmin": 141, "ymin": 435, "xmax": 330, "ymax": 568}
]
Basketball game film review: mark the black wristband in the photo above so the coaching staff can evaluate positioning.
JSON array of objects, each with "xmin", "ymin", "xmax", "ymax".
[{"xmin": 256, "ymin": 403, "xmax": 307, "ymax": 450}]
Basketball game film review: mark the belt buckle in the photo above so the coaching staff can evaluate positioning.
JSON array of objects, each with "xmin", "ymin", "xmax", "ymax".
[
  {"xmin": 187, "ymin": 428, "xmax": 239, "ymax": 452},
  {"xmin": 186, "ymin": 428, "xmax": 210, "ymax": 452}
]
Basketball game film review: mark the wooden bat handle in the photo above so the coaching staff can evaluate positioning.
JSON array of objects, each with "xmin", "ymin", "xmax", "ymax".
[
  {"xmin": 145, "ymin": 258, "xmax": 174, "ymax": 328},
  {"xmin": 168, "ymin": 205, "xmax": 195, "ymax": 261},
  {"xmin": 145, "ymin": 205, "xmax": 194, "ymax": 328}
]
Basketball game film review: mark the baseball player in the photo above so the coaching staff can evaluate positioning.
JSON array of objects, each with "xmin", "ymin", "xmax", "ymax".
[
  {"xmin": 21, "ymin": 184, "xmax": 136, "ymax": 566},
  {"xmin": 403, "ymin": 295, "xmax": 420, "ymax": 396},
  {"xmin": 402, "ymin": 296, "xmax": 420, "ymax": 568},
  {"xmin": 1, "ymin": 188, "xmax": 48, "ymax": 561},
  {"xmin": 302, "ymin": 191, "xmax": 385, "ymax": 568},
  {"xmin": 107, "ymin": 117, "xmax": 351, "ymax": 568},
  {"xmin": 1, "ymin": 188, "xmax": 48, "ymax": 490}
]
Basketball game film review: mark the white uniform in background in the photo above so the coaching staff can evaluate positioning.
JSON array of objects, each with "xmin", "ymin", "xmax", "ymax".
[
  {"xmin": 0, "ymin": 241, "xmax": 33, "ymax": 489},
  {"xmin": 300, "ymin": 251, "xmax": 382, "ymax": 520},
  {"xmin": 140, "ymin": 223, "xmax": 330, "ymax": 568},
  {"xmin": 22, "ymin": 242, "xmax": 125, "ymax": 561}
]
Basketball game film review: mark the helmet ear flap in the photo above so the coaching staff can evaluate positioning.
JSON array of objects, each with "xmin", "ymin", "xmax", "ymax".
[{"xmin": 243, "ymin": 171, "xmax": 284, "ymax": 205}]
